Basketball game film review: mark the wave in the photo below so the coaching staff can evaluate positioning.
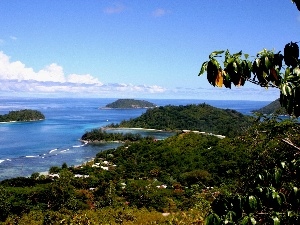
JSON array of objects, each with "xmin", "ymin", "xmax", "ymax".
[
  {"xmin": 49, "ymin": 148, "xmax": 58, "ymax": 154},
  {"xmin": 72, "ymin": 145, "xmax": 81, "ymax": 148},
  {"xmin": 0, "ymin": 160, "xmax": 5, "ymax": 164},
  {"xmin": 25, "ymin": 155, "xmax": 39, "ymax": 158}
]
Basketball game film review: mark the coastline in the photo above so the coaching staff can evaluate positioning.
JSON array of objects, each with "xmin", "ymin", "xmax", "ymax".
[
  {"xmin": 104, "ymin": 127, "xmax": 164, "ymax": 131},
  {"xmin": 0, "ymin": 119, "xmax": 45, "ymax": 124}
]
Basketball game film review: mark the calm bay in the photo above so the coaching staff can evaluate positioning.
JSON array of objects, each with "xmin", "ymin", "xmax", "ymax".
[{"xmin": 0, "ymin": 97, "xmax": 270, "ymax": 180}]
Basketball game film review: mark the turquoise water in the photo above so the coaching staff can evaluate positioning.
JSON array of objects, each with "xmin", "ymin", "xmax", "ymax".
[{"xmin": 0, "ymin": 97, "xmax": 270, "ymax": 180}]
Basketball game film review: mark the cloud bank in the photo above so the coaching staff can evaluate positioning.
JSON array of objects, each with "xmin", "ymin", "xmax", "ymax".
[
  {"xmin": 151, "ymin": 8, "xmax": 170, "ymax": 18},
  {"xmin": 0, "ymin": 51, "xmax": 279, "ymax": 100},
  {"xmin": 103, "ymin": 3, "xmax": 126, "ymax": 14},
  {"xmin": 0, "ymin": 51, "xmax": 166, "ymax": 97}
]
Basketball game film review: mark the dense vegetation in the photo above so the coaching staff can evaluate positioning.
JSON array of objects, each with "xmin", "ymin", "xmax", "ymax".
[
  {"xmin": 199, "ymin": 2, "xmax": 300, "ymax": 223},
  {"xmin": 252, "ymin": 98, "xmax": 287, "ymax": 115},
  {"xmin": 110, "ymin": 104, "xmax": 253, "ymax": 138},
  {"xmin": 0, "ymin": 1, "xmax": 298, "ymax": 224},
  {"xmin": 0, "ymin": 115, "xmax": 299, "ymax": 224},
  {"xmin": 0, "ymin": 109, "xmax": 45, "ymax": 122},
  {"xmin": 104, "ymin": 99, "xmax": 157, "ymax": 109},
  {"xmin": 206, "ymin": 116, "xmax": 300, "ymax": 224},
  {"xmin": 95, "ymin": 132, "xmax": 246, "ymax": 187},
  {"xmin": 81, "ymin": 129, "xmax": 152, "ymax": 143}
]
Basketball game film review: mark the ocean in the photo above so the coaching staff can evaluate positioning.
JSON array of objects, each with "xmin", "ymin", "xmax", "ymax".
[{"xmin": 0, "ymin": 97, "xmax": 270, "ymax": 180}]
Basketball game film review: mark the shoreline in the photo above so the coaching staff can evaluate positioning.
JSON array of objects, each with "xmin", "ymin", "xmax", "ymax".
[
  {"xmin": 0, "ymin": 119, "xmax": 45, "ymax": 124},
  {"xmin": 103, "ymin": 127, "xmax": 168, "ymax": 132},
  {"xmin": 38, "ymin": 158, "xmax": 96, "ymax": 177}
]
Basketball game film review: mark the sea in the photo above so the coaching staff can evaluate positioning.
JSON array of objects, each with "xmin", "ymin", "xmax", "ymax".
[{"xmin": 0, "ymin": 97, "xmax": 270, "ymax": 181}]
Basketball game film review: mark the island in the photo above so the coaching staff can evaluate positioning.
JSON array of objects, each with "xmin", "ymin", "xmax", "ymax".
[
  {"xmin": 102, "ymin": 99, "xmax": 157, "ymax": 109},
  {"xmin": 0, "ymin": 109, "xmax": 45, "ymax": 122},
  {"xmin": 107, "ymin": 103, "xmax": 254, "ymax": 138},
  {"xmin": 252, "ymin": 98, "xmax": 287, "ymax": 115}
]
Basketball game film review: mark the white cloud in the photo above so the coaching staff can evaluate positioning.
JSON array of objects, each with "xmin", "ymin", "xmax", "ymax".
[
  {"xmin": 152, "ymin": 8, "xmax": 170, "ymax": 18},
  {"xmin": 67, "ymin": 74, "xmax": 101, "ymax": 84},
  {"xmin": 0, "ymin": 52, "xmax": 101, "ymax": 84},
  {"xmin": 10, "ymin": 36, "xmax": 17, "ymax": 40},
  {"xmin": 0, "ymin": 51, "xmax": 167, "ymax": 98},
  {"xmin": 100, "ymin": 83, "xmax": 166, "ymax": 94},
  {"xmin": 103, "ymin": 3, "xmax": 126, "ymax": 14}
]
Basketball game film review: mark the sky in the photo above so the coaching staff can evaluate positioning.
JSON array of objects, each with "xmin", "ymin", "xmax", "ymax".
[{"xmin": 0, "ymin": 0, "xmax": 299, "ymax": 100}]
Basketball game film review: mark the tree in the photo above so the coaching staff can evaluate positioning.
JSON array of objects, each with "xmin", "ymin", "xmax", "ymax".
[
  {"xmin": 198, "ymin": 1, "xmax": 300, "ymax": 117},
  {"xmin": 200, "ymin": 2, "xmax": 300, "ymax": 224}
]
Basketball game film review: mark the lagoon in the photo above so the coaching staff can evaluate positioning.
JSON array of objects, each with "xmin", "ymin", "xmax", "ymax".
[{"xmin": 0, "ymin": 97, "xmax": 269, "ymax": 180}]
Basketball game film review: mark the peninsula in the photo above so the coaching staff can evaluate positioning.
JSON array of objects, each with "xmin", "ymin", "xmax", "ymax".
[
  {"xmin": 252, "ymin": 98, "xmax": 287, "ymax": 115},
  {"xmin": 107, "ymin": 103, "xmax": 254, "ymax": 138},
  {"xmin": 0, "ymin": 109, "xmax": 45, "ymax": 122},
  {"xmin": 102, "ymin": 99, "xmax": 157, "ymax": 109}
]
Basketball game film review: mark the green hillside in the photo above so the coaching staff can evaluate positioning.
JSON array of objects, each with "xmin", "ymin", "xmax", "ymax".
[
  {"xmin": 252, "ymin": 98, "xmax": 287, "ymax": 115},
  {"xmin": 110, "ymin": 104, "xmax": 254, "ymax": 137},
  {"xmin": 0, "ymin": 116, "xmax": 299, "ymax": 224}
]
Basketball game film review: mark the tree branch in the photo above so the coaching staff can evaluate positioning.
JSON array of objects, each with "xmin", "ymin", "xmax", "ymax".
[{"xmin": 281, "ymin": 138, "xmax": 300, "ymax": 153}]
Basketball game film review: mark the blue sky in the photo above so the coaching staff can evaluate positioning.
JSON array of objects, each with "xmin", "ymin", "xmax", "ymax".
[{"xmin": 0, "ymin": 0, "xmax": 299, "ymax": 100}]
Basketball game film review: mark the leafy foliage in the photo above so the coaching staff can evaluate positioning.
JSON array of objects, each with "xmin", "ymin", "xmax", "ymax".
[
  {"xmin": 206, "ymin": 117, "xmax": 300, "ymax": 224},
  {"xmin": 199, "ymin": 45, "xmax": 300, "ymax": 117},
  {"xmin": 200, "ymin": 3, "xmax": 300, "ymax": 221}
]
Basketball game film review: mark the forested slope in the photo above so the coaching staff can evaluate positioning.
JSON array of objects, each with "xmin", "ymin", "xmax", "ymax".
[
  {"xmin": 252, "ymin": 98, "xmax": 287, "ymax": 115},
  {"xmin": 111, "ymin": 104, "xmax": 253, "ymax": 137}
]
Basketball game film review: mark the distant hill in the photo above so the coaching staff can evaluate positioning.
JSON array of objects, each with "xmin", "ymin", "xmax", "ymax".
[
  {"xmin": 0, "ymin": 109, "xmax": 45, "ymax": 122},
  {"xmin": 104, "ymin": 99, "xmax": 157, "ymax": 109},
  {"xmin": 108, "ymin": 104, "xmax": 254, "ymax": 138},
  {"xmin": 252, "ymin": 99, "xmax": 287, "ymax": 115}
]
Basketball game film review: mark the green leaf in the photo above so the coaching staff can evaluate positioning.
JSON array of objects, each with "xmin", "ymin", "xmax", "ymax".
[
  {"xmin": 279, "ymin": 192, "xmax": 286, "ymax": 204},
  {"xmin": 233, "ymin": 50, "xmax": 242, "ymax": 57},
  {"xmin": 293, "ymin": 187, "xmax": 298, "ymax": 196},
  {"xmin": 240, "ymin": 215, "xmax": 257, "ymax": 225},
  {"xmin": 250, "ymin": 217, "xmax": 257, "ymax": 225},
  {"xmin": 248, "ymin": 196, "xmax": 257, "ymax": 210},
  {"xmin": 240, "ymin": 216, "xmax": 249, "ymax": 225},
  {"xmin": 284, "ymin": 67, "xmax": 291, "ymax": 81},
  {"xmin": 209, "ymin": 50, "xmax": 225, "ymax": 58},
  {"xmin": 274, "ymin": 168, "xmax": 282, "ymax": 184},
  {"xmin": 272, "ymin": 192, "xmax": 282, "ymax": 206},
  {"xmin": 205, "ymin": 213, "xmax": 221, "ymax": 225},
  {"xmin": 286, "ymin": 85, "xmax": 292, "ymax": 96},
  {"xmin": 294, "ymin": 67, "xmax": 300, "ymax": 77},
  {"xmin": 211, "ymin": 59, "xmax": 221, "ymax": 69},
  {"xmin": 199, "ymin": 61, "xmax": 208, "ymax": 76},
  {"xmin": 225, "ymin": 211, "xmax": 236, "ymax": 223},
  {"xmin": 244, "ymin": 53, "xmax": 249, "ymax": 59},
  {"xmin": 265, "ymin": 56, "xmax": 271, "ymax": 69},
  {"xmin": 282, "ymin": 84, "xmax": 292, "ymax": 96},
  {"xmin": 272, "ymin": 216, "xmax": 280, "ymax": 225},
  {"xmin": 255, "ymin": 58, "xmax": 260, "ymax": 67}
]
